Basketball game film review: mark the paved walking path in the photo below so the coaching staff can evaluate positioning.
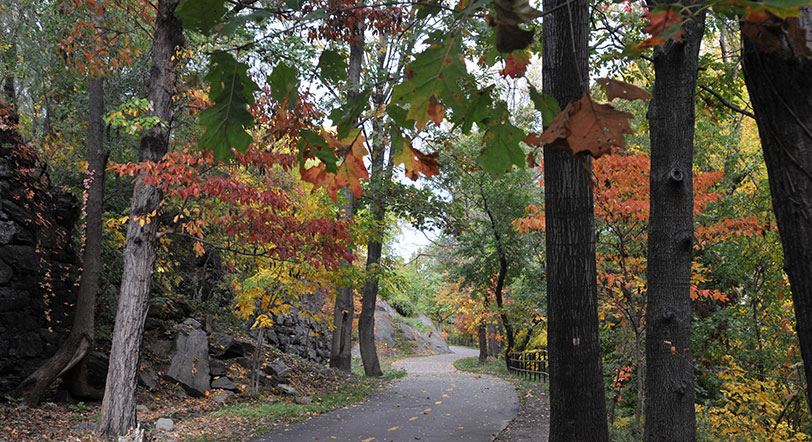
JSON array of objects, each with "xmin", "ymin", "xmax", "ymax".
[{"xmin": 251, "ymin": 347, "xmax": 519, "ymax": 442}]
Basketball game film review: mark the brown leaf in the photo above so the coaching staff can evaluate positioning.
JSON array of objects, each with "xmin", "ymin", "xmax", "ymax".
[
  {"xmin": 596, "ymin": 78, "xmax": 651, "ymax": 101},
  {"xmin": 525, "ymin": 93, "xmax": 634, "ymax": 159},
  {"xmin": 394, "ymin": 142, "xmax": 440, "ymax": 181},
  {"xmin": 492, "ymin": 0, "xmax": 541, "ymax": 53},
  {"xmin": 426, "ymin": 95, "xmax": 445, "ymax": 127}
]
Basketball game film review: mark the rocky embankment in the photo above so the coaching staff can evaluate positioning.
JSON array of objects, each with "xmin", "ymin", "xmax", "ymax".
[{"xmin": 354, "ymin": 300, "xmax": 451, "ymax": 357}]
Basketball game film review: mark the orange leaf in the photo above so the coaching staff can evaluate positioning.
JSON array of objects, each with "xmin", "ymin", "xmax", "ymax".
[
  {"xmin": 499, "ymin": 51, "xmax": 531, "ymax": 78},
  {"xmin": 426, "ymin": 95, "xmax": 445, "ymax": 127},
  {"xmin": 596, "ymin": 78, "xmax": 651, "ymax": 101},
  {"xmin": 524, "ymin": 93, "xmax": 633, "ymax": 159},
  {"xmin": 394, "ymin": 141, "xmax": 440, "ymax": 181},
  {"xmin": 643, "ymin": 6, "xmax": 684, "ymax": 42}
]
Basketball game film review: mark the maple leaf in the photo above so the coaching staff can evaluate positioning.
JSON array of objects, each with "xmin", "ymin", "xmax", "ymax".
[
  {"xmin": 300, "ymin": 130, "xmax": 369, "ymax": 200},
  {"xmin": 391, "ymin": 38, "xmax": 467, "ymax": 130},
  {"xmin": 394, "ymin": 144, "xmax": 440, "ymax": 180},
  {"xmin": 596, "ymin": 78, "xmax": 651, "ymax": 101},
  {"xmin": 524, "ymin": 93, "xmax": 634, "ymax": 159},
  {"xmin": 499, "ymin": 51, "xmax": 532, "ymax": 78},
  {"xmin": 492, "ymin": 0, "xmax": 542, "ymax": 53},
  {"xmin": 642, "ymin": 5, "xmax": 684, "ymax": 44}
]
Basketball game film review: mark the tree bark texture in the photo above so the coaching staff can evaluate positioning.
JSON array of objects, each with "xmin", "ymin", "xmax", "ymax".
[
  {"xmin": 98, "ymin": 0, "xmax": 183, "ymax": 437},
  {"xmin": 478, "ymin": 322, "xmax": 488, "ymax": 363},
  {"xmin": 643, "ymin": 8, "xmax": 705, "ymax": 441},
  {"xmin": 740, "ymin": 8, "xmax": 812, "ymax": 413},
  {"xmin": 329, "ymin": 190, "xmax": 354, "ymax": 373},
  {"xmin": 542, "ymin": 0, "xmax": 609, "ymax": 439},
  {"xmin": 359, "ymin": 99, "xmax": 391, "ymax": 378},
  {"xmin": 330, "ymin": 28, "xmax": 364, "ymax": 374},
  {"xmin": 13, "ymin": 74, "xmax": 106, "ymax": 406}
]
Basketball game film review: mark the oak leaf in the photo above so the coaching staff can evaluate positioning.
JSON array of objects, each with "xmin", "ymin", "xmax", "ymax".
[
  {"xmin": 596, "ymin": 78, "xmax": 651, "ymax": 101},
  {"xmin": 524, "ymin": 93, "xmax": 634, "ymax": 159}
]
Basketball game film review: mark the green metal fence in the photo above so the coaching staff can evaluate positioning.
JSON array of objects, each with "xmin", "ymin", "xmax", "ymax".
[{"xmin": 508, "ymin": 349, "xmax": 548, "ymax": 381}]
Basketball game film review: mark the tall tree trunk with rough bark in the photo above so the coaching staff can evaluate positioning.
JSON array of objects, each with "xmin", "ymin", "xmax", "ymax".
[
  {"xmin": 329, "ymin": 27, "xmax": 364, "ymax": 374},
  {"xmin": 97, "ymin": 1, "xmax": 183, "ymax": 437},
  {"xmin": 13, "ymin": 74, "xmax": 106, "ymax": 407},
  {"xmin": 740, "ymin": 8, "xmax": 812, "ymax": 413},
  {"xmin": 542, "ymin": 0, "xmax": 609, "ymax": 439},
  {"xmin": 643, "ymin": 4, "xmax": 705, "ymax": 440}
]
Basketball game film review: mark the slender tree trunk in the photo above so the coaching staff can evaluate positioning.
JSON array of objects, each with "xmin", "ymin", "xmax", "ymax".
[
  {"xmin": 331, "ymin": 25, "xmax": 364, "ymax": 374},
  {"xmin": 13, "ymin": 72, "xmax": 107, "ymax": 406},
  {"xmin": 98, "ymin": 1, "xmax": 183, "ymax": 436},
  {"xmin": 478, "ymin": 322, "xmax": 488, "ymax": 363},
  {"xmin": 329, "ymin": 191, "xmax": 354, "ymax": 373},
  {"xmin": 480, "ymin": 189, "xmax": 515, "ymax": 368},
  {"xmin": 359, "ymin": 35, "xmax": 392, "ymax": 378},
  {"xmin": 643, "ymin": 5, "xmax": 705, "ymax": 441},
  {"xmin": 542, "ymin": 0, "xmax": 609, "ymax": 439},
  {"xmin": 740, "ymin": 8, "xmax": 812, "ymax": 414},
  {"xmin": 358, "ymin": 100, "xmax": 390, "ymax": 378}
]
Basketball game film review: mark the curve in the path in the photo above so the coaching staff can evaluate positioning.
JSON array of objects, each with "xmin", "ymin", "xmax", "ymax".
[{"xmin": 251, "ymin": 346, "xmax": 518, "ymax": 442}]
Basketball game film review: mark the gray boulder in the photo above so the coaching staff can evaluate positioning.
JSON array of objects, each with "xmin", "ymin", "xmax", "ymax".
[
  {"xmin": 209, "ymin": 359, "xmax": 228, "ymax": 377},
  {"xmin": 211, "ymin": 390, "xmax": 235, "ymax": 405},
  {"xmin": 212, "ymin": 332, "xmax": 255, "ymax": 359},
  {"xmin": 166, "ymin": 325, "xmax": 210, "ymax": 397},
  {"xmin": 211, "ymin": 376, "xmax": 238, "ymax": 391},
  {"xmin": 263, "ymin": 360, "xmax": 290, "ymax": 383},
  {"xmin": 138, "ymin": 363, "xmax": 158, "ymax": 390},
  {"xmin": 276, "ymin": 383, "xmax": 298, "ymax": 396},
  {"xmin": 155, "ymin": 418, "xmax": 174, "ymax": 432}
]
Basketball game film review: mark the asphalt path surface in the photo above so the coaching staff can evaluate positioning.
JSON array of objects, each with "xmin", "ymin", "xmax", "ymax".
[{"xmin": 252, "ymin": 346, "xmax": 519, "ymax": 442}]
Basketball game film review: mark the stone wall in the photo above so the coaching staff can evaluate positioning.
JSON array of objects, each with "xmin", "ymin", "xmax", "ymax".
[
  {"xmin": 267, "ymin": 290, "xmax": 331, "ymax": 363},
  {"xmin": 0, "ymin": 109, "xmax": 80, "ymax": 394}
]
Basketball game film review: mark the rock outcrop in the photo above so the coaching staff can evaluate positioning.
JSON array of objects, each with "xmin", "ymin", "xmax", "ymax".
[
  {"xmin": 353, "ymin": 299, "xmax": 451, "ymax": 357},
  {"xmin": 0, "ymin": 109, "xmax": 80, "ymax": 395}
]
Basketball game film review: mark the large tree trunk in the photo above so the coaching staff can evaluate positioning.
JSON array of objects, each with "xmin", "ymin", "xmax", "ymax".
[
  {"xmin": 740, "ymin": 9, "xmax": 812, "ymax": 413},
  {"xmin": 542, "ymin": 0, "xmax": 609, "ymax": 439},
  {"xmin": 329, "ymin": 26, "xmax": 364, "ymax": 374},
  {"xmin": 98, "ymin": 1, "xmax": 183, "ymax": 437},
  {"xmin": 13, "ymin": 73, "xmax": 106, "ymax": 406},
  {"xmin": 643, "ymin": 5, "xmax": 705, "ymax": 441}
]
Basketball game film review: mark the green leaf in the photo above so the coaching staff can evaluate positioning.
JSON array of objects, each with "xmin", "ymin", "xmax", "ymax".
[
  {"xmin": 479, "ymin": 123, "xmax": 525, "ymax": 174},
  {"xmin": 176, "ymin": 0, "xmax": 227, "ymax": 34},
  {"xmin": 198, "ymin": 53, "xmax": 259, "ymax": 160},
  {"xmin": 391, "ymin": 37, "xmax": 469, "ymax": 129},
  {"xmin": 269, "ymin": 63, "xmax": 300, "ymax": 107},
  {"xmin": 317, "ymin": 49, "xmax": 348, "ymax": 86},
  {"xmin": 286, "ymin": 0, "xmax": 306, "ymax": 9},
  {"xmin": 220, "ymin": 10, "xmax": 274, "ymax": 36},
  {"xmin": 451, "ymin": 86, "xmax": 494, "ymax": 133},
  {"xmin": 329, "ymin": 89, "xmax": 371, "ymax": 139},
  {"xmin": 528, "ymin": 85, "xmax": 561, "ymax": 127},
  {"xmin": 298, "ymin": 130, "xmax": 338, "ymax": 173},
  {"xmin": 386, "ymin": 104, "xmax": 414, "ymax": 130}
]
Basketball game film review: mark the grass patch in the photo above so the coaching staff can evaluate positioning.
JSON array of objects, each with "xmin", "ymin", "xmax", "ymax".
[
  {"xmin": 351, "ymin": 355, "xmax": 409, "ymax": 379},
  {"xmin": 453, "ymin": 356, "xmax": 510, "ymax": 376},
  {"xmin": 454, "ymin": 356, "xmax": 545, "ymax": 406}
]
